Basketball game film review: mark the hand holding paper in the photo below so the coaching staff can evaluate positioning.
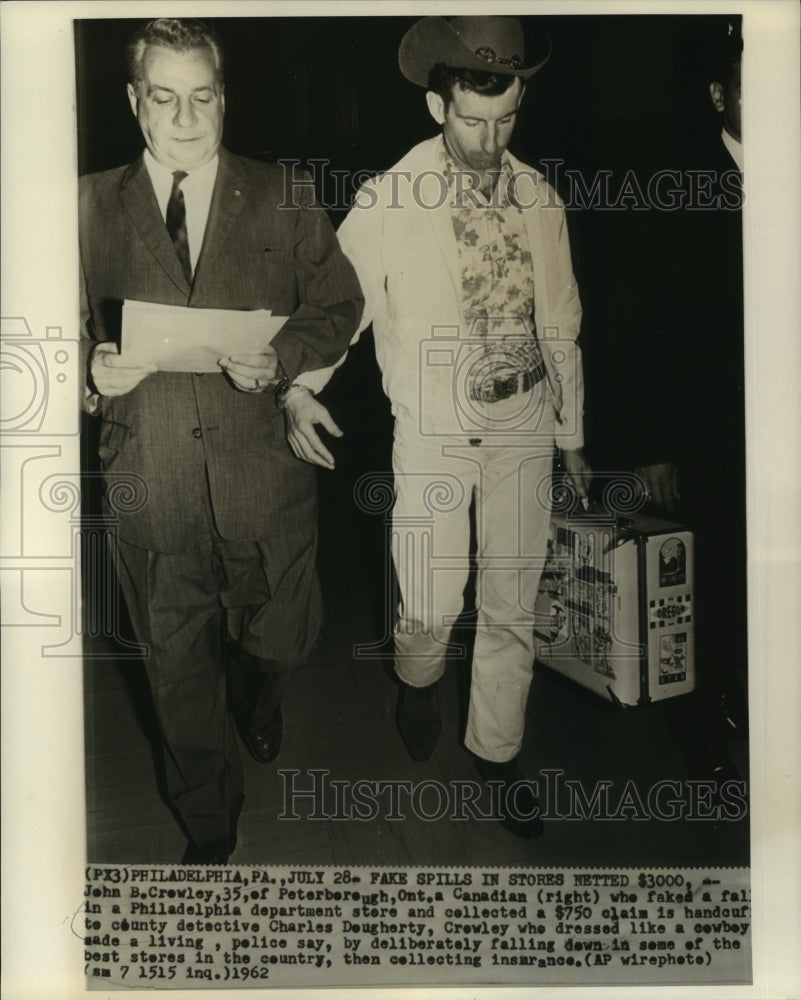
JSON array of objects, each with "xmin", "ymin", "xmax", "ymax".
[
  {"xmin": 91, "ymin": 342, "xmax": 157, "ymax": 397},
  {"xmin": 121, "ymin": 299, "xmax": 287, "ymax": 375},
  {"xmin": 218, "ymin": 347, "xmax": 279, "ymax": 393}
]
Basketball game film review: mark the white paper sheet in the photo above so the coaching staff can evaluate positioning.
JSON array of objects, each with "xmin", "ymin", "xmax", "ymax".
[{"xmin": 121, "ymin": 299, "xmax": 287, "ymax": 372}]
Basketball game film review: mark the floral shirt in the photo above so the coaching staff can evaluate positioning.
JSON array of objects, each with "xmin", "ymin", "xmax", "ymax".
[{"xmin": 441, "ymin": 143, "xmax": 545, "ymax": 383}]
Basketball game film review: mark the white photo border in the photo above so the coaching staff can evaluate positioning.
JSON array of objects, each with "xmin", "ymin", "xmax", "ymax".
[{"xmin": 1, "ymin": 1, "xmax": 799, "ymax": 998}]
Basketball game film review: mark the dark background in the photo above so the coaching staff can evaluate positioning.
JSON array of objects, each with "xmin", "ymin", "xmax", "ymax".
[
  {"xmin": 75, "ymin": 15, "xmax": 726, "ymax": 175},
  {"xmin": 75, "ymin": 13, "xmax": 741, "ymax": 617},
  {"xmin": 76, "ymin": 14, "xmax": 749, "ymax": 869}
]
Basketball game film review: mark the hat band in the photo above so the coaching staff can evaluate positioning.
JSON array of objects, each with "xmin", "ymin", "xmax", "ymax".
[{"xmin": 473, "ymin": 45, "xmax": 524, "ymax": 70}]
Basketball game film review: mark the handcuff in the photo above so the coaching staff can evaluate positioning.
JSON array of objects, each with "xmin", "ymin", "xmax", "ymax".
[{"xmin": 274, "ymin": 376, "xmax": 312, "ymax": 411}]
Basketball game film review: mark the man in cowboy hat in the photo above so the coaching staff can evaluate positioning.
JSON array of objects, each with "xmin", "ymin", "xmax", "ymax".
[{"xmin": 281, "ymin": 16, "xmax": 590, "ymax": 838}]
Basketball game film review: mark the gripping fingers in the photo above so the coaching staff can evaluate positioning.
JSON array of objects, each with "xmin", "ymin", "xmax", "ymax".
[
  {"xmin": 218, "ymin": 351, "xmax": 278, "ymax": 391},
  {"xmin": 91, "ymin": 345, "xmax": 156, "ymax": 396}
]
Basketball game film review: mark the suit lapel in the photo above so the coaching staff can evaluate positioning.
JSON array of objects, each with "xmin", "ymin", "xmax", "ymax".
[
  {"xmin": 428, "ymin": 200, "xmax": 463, "ymax": 310},
  {"xmin": 419, "ymin": 154, "xmax": 463, "ymax": 322},
  {"xmin": 191, "ymin": 149, "xmax": 247, "ymax": 295},
  {"xmin": 119, "ymin": 155, "xmax": 191, "ymax": 296}
]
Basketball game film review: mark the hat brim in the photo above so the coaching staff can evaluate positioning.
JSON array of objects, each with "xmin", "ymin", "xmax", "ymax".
[{"xmin": 398, "ymin": 16, "xmax": 550, "ymax": 88}]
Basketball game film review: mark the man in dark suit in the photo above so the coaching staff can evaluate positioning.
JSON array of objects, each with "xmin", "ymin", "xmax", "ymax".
[
  {"xmin": 80, "ymin": 18, "xmax": 362, "ymax": 863},
  {"xmin": 641, "ymin": 24, "xmax": 748, "ymax": 777},
  {"xmin": 588, "ymin": 19, "xmax": 746, "ymax": 781}
]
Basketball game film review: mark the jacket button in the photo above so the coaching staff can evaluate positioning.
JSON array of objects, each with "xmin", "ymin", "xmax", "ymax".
[{"xmin": 192, "ymin": 427, "xmax": 203, "ymax": 439}]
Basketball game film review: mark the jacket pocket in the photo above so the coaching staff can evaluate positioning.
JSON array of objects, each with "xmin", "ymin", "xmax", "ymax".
[{"xmin": 98, "ymin": 418, "xmax": 132, "ymax": 471}]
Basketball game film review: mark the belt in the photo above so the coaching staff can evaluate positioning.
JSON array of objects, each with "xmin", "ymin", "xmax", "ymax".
[{"xmin": 469, "ymin": 361, "xmax": 547, "ymax": 403}]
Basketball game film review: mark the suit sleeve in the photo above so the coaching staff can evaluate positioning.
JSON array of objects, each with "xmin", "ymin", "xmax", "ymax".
[
  {"xmin": 270, "ymin": 175, "xmax": 365, "ymax": 382},
  {"xmin": 291, "ymin": 177, "xmax": 384, "ymax": 394},
  {"xmin": 78, "ymin": 186, "xmax": 105, "ymax": 416}
]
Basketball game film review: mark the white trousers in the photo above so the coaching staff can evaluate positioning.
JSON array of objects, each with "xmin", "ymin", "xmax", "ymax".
[{"xmin": 392, "ymin": 381, "xmax": 555, "ymax": 762}]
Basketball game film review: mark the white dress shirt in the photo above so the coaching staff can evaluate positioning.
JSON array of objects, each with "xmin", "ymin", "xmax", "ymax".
[
  {"xmin": 143, "ymin": 149, "xmax": 219, "ymax": 273},
  {"xmin": 721, "ymin": 128, "xmax": 744, "ymax": 171}
]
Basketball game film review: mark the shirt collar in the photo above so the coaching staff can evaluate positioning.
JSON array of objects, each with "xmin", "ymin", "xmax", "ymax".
[
  {"xmin": 721, "ymin": 129, "xmax": 744, "ymax": 172},
  {"xmin": 437, "ymin": 135, "xmax": 514, "ymax": 208},
  {"xmin": 143, "ymin": 148, "xmax": 219, "ymax": 187}
]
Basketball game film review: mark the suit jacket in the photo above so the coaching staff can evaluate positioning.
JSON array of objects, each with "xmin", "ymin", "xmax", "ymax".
[
  {"xmin": 333, "ymin": 136, "xmax": 583, "ymax": 446},
  {"xmin": 79, "ymin": 148, "xmax": 363, "ymax": 554},
  {"xmin": 586, "ymin": 132, "xmax": 744, "ymax": 477}
]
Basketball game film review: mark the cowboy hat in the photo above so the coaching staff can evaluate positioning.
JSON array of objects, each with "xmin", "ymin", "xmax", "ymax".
[{"xmin": 398, "ymin": 15, "xmax": 550, "ymax": 88}]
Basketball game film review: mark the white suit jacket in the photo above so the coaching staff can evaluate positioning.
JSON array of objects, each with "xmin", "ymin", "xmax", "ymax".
[{"xmin": 301, "ymin": 135, "xmax": 584, "ymax": 446}]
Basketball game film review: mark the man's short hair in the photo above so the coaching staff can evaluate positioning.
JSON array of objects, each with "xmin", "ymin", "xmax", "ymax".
[
  {"xmin": 126, "ymin": 18, "xmax": 225, "ymax": 90},
  {"xmin": 427, "ymin": 63, "xmax": 518, "ymax": 108},
  {"xmin": 710, "ymin": 51, "xmax": 741, "ymax": 90},
  {"xmin": 708, "ymin": 16, "xmax": 742, "ymax": 88}
]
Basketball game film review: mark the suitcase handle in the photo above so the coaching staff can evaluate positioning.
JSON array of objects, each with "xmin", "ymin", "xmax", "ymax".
[
  {"xmin": 551, "ymin": 491, "xmax": 636, "ymax": 530},
  {"xmin": 550, "ymin": 467, "xmax": 647, "ymax": 520}
]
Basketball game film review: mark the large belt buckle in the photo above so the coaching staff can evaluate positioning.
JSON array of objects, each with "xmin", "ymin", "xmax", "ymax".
[
  {"xmin": 474, "ymin": 368, "xmax": 532, "ymax": 404},
  {"xmin": 497, "ymin": 373, "xmax": 519, "ymax": 403},
  {"xmin": 480, "ymin": 379, "xmax": 500, "ymax": 403}
]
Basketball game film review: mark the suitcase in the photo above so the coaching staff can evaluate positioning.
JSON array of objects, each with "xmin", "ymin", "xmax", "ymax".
[{"xmin": 534, "ymin": 508, "xmax": 695, "ymax": 706}]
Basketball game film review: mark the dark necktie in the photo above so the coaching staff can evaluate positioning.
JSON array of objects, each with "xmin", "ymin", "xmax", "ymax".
[{"xmin": 165, "ymin": 170, "xmax": 193, "ymax": 286}]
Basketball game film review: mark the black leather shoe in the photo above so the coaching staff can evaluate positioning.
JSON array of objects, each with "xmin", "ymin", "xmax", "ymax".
[
  {"xmin": 475, "ymin": 756, "xmax": 544, "ymax": 839},
  {"xmin": 182, "ymin": 831, "xmax": 237, "ymax": 865},
  {"xmin": 242, "ymin": 709, "xmax": 283, "ymax": 763},
  {"xmin": 397, "ymin": 682, "xmax": 441, "ymax": 761}
]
